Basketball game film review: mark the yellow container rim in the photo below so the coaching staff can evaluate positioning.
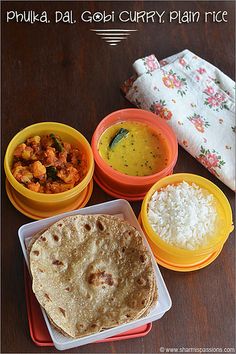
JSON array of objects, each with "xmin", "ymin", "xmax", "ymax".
[
  {"xmin": 4, "ymin": 122, "xmax": 94, "ymax": 202},
  {"xmin": 141, "ymin": 173, "xmax": 234, "ymax": 256}
]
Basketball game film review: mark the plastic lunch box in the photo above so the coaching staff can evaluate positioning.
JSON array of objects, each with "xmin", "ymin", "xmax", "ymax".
[
  {"xmin": 24, "ymin": 267, "xmax": 152, "ymax": 346},
  {"xmin": 18, "ymin": 199, "xmax": 172, "ymax": 351}
]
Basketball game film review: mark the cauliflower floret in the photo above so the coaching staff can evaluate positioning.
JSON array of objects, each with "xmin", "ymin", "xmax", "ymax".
[
  {"xmin": 13, "ymin": 143, "xmax": 27, "ymax": 158},
  {"xmin": 57, "ymin": 166, "xmax": 80, "ymax": 184},
  {"xmin": 70, "ymin": 148, "xmax": 82, "ymax": 166},
  {"xmin": 41, "ymin": 135, "xmax": 53, "ymax": 149},
  {"xmin": 12, "ymin": 165, "xmax": 33, "ymax": 184},
  {"xmin": 44, "ymin": 147, "xmax": 57, "ymax": 166},
  {"xmin": 27, "ymin": 182, "xmax": 41, "ymax": 192},
  {"xmin": 13, "ymin": 143, "xmax": 38, "ymax": 161},
  {"xmin": 26, "ymin": 135, "xmax": 41, "ymax": 146},
  {"xmin": 32, "ymin": 161, "xmax": 46, "ymax": 179},
  {"xmin": 21, "ymin": 146, "xmax": 34, "ymax": 160},
  {"xmin": 63, "ymin": 142, "xmax": 71, "ymax": 153},
  {"xmin": 54, "ymin": 151, "xmax": 67, "ymax": 167}
]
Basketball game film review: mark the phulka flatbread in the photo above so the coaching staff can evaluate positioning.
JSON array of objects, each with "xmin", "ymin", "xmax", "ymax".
[{"xmin": 29, "ymin": 214, "xmax": 158, "ymax": 338}]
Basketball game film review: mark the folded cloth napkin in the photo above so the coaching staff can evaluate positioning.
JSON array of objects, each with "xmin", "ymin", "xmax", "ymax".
[{"xmin": 122, "ymin": 49, "xmax": 235, "ymax": 191}]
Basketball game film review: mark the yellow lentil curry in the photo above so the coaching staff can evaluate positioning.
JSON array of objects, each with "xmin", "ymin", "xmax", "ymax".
[
  {"xmin": 11, "ymin": 134, "xmax": 87, "ymax": 193},
  {"xmin": 98, "ymin": 121, "xmax": 169, "ymax": 176}
]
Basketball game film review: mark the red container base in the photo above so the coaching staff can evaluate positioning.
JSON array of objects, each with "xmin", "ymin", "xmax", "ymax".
[{"xmin": 24, "ymin": 265, "xmax": 152, "ymax": 346}]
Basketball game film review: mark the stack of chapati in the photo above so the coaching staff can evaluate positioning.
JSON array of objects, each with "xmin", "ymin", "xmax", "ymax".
[{"xmin": 28, "ymin": 215, "xmax": 158, "ymax": 338}]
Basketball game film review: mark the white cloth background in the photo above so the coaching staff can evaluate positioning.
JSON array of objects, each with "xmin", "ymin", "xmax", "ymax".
[{"xmin": 122, "ymin": 49, "xmax": 235, "ymax": 191}]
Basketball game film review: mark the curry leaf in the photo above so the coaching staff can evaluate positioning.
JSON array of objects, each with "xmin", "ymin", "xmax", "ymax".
[
  {"xmin": 50, "ymin": 133, "xmax": 63, "ymax": 152},
  {"xmin": 46, "ymin": 166, "xmax": 57, "ymax": 180},
  {"xmin": 109, "ymin": 128, "xmax": 129, "ymax": 149}
]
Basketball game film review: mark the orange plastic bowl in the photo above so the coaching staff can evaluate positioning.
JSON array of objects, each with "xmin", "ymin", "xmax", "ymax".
[
  {"xmin": 4, "ymin": 122, "xmax": 94, "ymax": 219},
  {"xmin": 91, "ymin": 109, "xmax": 178, "ymax": 200}
]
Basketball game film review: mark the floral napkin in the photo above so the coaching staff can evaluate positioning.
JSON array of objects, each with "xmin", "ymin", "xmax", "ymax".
[{"xmin": 122, "ymin": 49, "xmax": 235, "ymax": 191}]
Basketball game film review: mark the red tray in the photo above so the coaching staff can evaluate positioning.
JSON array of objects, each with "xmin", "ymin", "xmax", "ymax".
[{"xmin": 24, "ymin": 265, "xmax": 152, "ymax": 346}]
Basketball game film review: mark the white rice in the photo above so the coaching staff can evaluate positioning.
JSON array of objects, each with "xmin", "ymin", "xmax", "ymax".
[{"xmin": 147, "ymin": 181, "xmax": 217, "ymax": 250}]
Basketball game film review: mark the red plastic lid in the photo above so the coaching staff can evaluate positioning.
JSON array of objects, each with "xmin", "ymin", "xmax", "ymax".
[{"xmin": 94, "ymin": 172, "xmax": 146, "ymax": 201}]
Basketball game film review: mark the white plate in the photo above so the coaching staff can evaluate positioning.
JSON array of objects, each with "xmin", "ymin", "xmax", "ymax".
[{"xmin": 18, "ymin": 199, "xmax": 172, "ymax": 351}]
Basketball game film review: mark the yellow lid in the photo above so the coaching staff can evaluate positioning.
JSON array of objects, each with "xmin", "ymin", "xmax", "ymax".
[
  {"xmin": 153, "ymin": 246, "xmax": 223, "ymax": 272},
  {"xmin": 6, "ymin": 179, "xmax": 93, "ymax": 220}
]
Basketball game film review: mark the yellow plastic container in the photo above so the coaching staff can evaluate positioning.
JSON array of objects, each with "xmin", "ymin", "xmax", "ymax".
[
  {"xmin": 4, "ymin": 122, "xmax": 94, "ymax": 219},
  {"xmin": 140, "ymin": 173, "xmax": 234, "ymax": 271}
]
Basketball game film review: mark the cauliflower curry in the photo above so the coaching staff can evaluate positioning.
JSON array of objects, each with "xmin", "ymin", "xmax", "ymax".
[{"xmin": 11, "ymin": 134, "xmax": 87, "ymax": 193}]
